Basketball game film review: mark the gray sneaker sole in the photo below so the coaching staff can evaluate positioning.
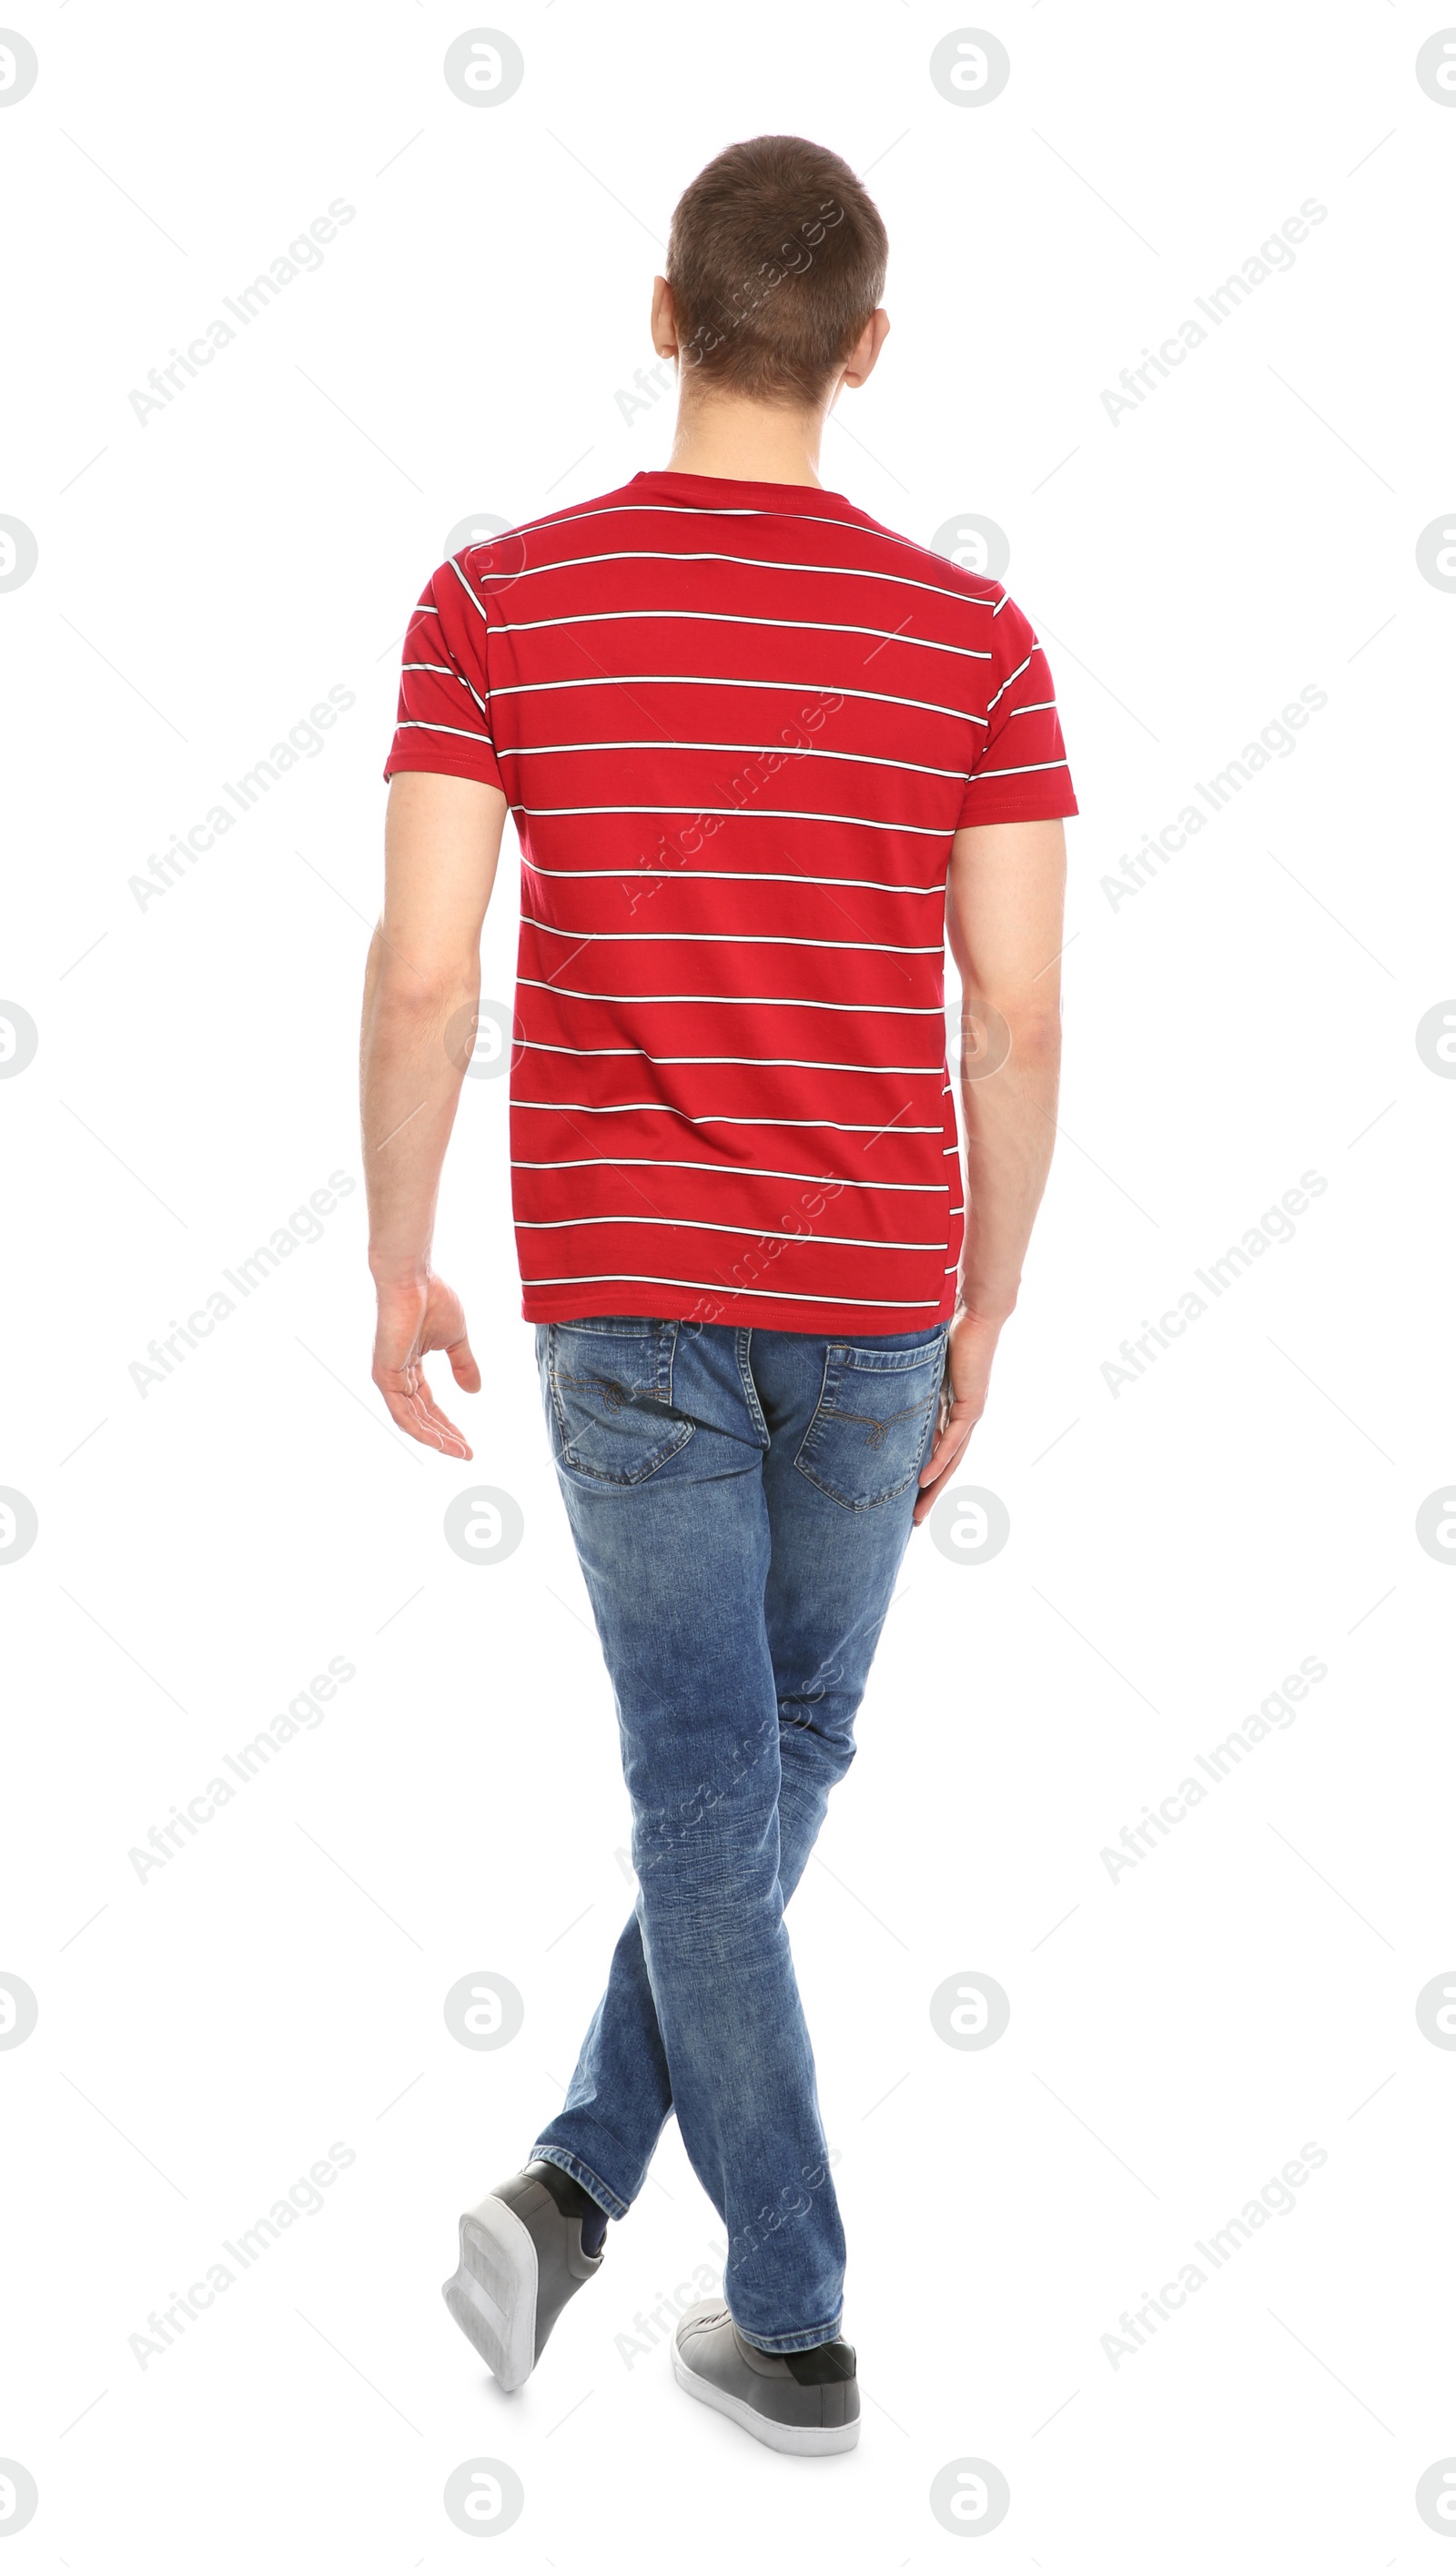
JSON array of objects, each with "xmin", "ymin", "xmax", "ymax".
[
  {"xmin": 442, "ymin": 2195, "xmax": 538, "ymax": 2391},
  {"xmin": 670, "ymin": 2338, "xmax": 861, "ymax": 2456}
]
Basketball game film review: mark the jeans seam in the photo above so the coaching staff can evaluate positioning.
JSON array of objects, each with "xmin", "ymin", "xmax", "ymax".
[
  {"xmin": 543, "ymin": 1323, "xmax": 568, "ymax": 1460},
  {"xmin": 659, "ymin": 1317, "xmax": 678, "ymax": 1407},
  {"xmin": 735, "ymin": 1327, "xmax": 771, "ymax": 1447},
  {"xmin": 794, "ymin": 1341, "xmax": 834, "ymax": 1467},
  {"xmin": 733, "ymin": 2315, "xmax": 844, "ymax": 2354}
]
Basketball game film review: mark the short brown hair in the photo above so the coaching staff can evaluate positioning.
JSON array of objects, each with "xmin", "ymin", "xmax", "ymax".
[{"xmin": 665, "ymin": 135, "xmax": 887, "ymax": 406}]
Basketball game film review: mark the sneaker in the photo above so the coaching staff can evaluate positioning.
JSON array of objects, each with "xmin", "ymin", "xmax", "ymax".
[
  {"xmin": 441, "ymin": 2160, "xmax": 604, "ymax": 2390},
  {"xmin": 672, "ymin": 2298, "xmax": 860, "ymax": 2455}
]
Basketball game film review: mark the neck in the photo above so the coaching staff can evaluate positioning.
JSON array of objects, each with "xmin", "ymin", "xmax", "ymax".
[{"xmin": 663, "ymin": 386, "xmax": 834, "ymax": 487}]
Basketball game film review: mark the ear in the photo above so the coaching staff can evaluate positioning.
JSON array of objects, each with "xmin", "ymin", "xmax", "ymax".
[
  {"xmin": 841, "ymin": 307, "xmax": 891, "ymax": 390},
  {"xmin": 651, "ymin": 274, "xmax": 679, "ymax": 361}
]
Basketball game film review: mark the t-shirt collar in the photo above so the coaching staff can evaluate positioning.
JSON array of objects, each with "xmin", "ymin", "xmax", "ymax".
[{"xmin": 627, "ymin": 468, "xmax": 861, "ymax": 520}]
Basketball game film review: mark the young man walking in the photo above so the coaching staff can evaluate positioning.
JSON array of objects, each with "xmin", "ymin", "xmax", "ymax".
[{"xmin": 360, "ymin": 134, "xmax": 1076, "ymax": 2454}]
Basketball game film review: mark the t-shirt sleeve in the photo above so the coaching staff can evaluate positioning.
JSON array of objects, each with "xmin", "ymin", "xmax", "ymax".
[
  {"xmin": 957, "ymin": 589, "xmax": 1078, "ymax": 827},
  {"xmin": 382, "ymin": 556, "xmax": 504, "ymax": 791}
]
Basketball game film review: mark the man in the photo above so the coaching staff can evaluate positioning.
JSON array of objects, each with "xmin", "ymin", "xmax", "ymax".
[{"xmin": 360, "ymin": 133, "xmax": 1075, "ymax": 2455}]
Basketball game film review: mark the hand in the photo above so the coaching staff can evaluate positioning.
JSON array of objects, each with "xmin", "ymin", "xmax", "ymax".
[
  {"xmin": 370, "ymin": 1271, "xmax": 480, "ymax": 1457},
  {"xmin": 913, "ymin": 1305, "xmax": 1002, "ymax": 1526}
]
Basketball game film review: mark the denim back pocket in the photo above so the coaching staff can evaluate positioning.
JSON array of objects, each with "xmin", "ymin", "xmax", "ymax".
[
  {"xmin": 545, "ymin": 1318, "xmax": 693, "ymax": 1486},
  {"xmin": 794, "ymin": 1333, "xmax": 946, "ymax": 1511}
]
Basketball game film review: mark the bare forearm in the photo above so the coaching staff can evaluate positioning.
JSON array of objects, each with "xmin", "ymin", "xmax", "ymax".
[
  {"xmin": 917, "ymin": 816, "xmax": 1067, "ymax": 1519},
  {"xmin": 957, "ymin": 1021, "xmax": 1061, "ymax": 1322},
  {"xmin": 359, "ymin": 935, "xmax": 476, "ymax": 1282}
]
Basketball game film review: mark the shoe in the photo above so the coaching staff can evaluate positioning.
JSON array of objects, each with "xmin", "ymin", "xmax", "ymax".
[
  {"xmin": 441, "ymin": 2160, "xmax": 604, "ymax": 2390},
  {"xmin": 671, "ymin": 2298, "xmax": 860, "ymax": 2454}
]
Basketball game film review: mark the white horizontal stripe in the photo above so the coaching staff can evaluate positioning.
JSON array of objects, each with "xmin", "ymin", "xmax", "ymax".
[
  {"xmin": 520, "ymin": 854, "xmax": 946, "ymax": 894},
  {"xmin": 519, "ymin": 976, "xmax": 942, "ymax": 1016},
  {"xmin": 488, "ymin": 672, "xmax": 988, "ymax": 726},
  {"xmin": 511, "ymin": 1099, "xmax": 946, "ymax": 1131},
  {"xmin": 520, "ymin": 1040, "xmax": 944, "ymax": 1073},
  {"xmin": 526, "ymin": 1269, "xmax": 943, "ymax": 1307},
  {"xmin": 479, "ymin": 498, "xmax": 1001, "ymax": 591},
  {"xmin": 965, "ymin": 758, "xmax": 1070, "ymax": 782},
  {"xmin": 1008, "ymin": 700, "xmax": 1057, "ymax": 714},
  {"xmin": 494, "ymin": 606, "xmax": 993, "ymax": 662},
  {"xmin": 515, "ymin": 803, "xmax": 949, "ymax": 836},
  {"xmin": 495, "ymin": 500, "xmax": 860, "ymax": 536},
  {"xmin": 408, "ymin": 602, "xmax": 440, "ymax": 614},
  {"xmin": 512, "ymin": 1155, "xmax": 944, "ymax": 1190},
  {"xmin": 522, "ymin": 919, "xmax": 943, "ymax": 955},
  {"xmin": 518, "ymin": 1212, "xmax": 944, "ymax": 1249},
  {"xmin": 475, "ymin": 544, "xmax": 994, "ymax": 610},
  {"xmin": 395, "ymin": 718, "xmax": 495, "ymax": 744},
  {"xmin": 986, "ymin": 651, "xmax": 1039, "ymax": 713},
  {"xmin": 502, "ymin": 737, "xmax": 968, "ymax": 782}
]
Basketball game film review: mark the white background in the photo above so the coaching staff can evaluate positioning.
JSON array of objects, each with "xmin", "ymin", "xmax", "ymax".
[{"xmin": 3, "ymin": 0, "xmax": 1455, "ymax": 2557}]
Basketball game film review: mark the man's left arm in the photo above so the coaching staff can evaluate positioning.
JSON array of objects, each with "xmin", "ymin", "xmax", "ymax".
[{"xmin": 915, "ymin": 815, "xmax": 1067, "ymax": 1523}]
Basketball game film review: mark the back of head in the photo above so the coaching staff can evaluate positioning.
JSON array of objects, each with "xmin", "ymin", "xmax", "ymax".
[{"xmin": 665, "ymin": 135, "xmax": 888, "ymax": 409}]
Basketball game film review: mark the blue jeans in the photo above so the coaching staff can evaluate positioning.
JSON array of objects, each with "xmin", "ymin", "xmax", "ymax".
[{"xmin": 529, "ymin": 1314, "xmax": 948, "ymax": 2352}]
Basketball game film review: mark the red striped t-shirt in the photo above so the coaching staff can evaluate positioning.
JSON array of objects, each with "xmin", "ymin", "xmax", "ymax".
[{"xmin": 384, "ymin": 469, "xmax": 1077, "ymax": 1334}]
